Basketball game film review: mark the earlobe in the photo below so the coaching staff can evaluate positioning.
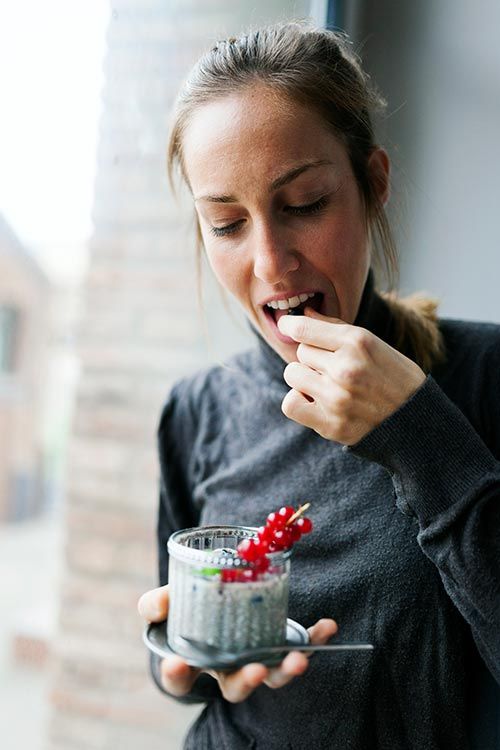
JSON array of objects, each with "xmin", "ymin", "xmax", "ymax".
[{"xmin": 368, "ymin": 147, "xmax": 391, "ymax": 206}]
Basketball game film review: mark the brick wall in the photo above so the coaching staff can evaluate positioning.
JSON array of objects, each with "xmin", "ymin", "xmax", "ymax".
[
  {"xmin": 46, "ymin": 2, "xmax": 309, "ymax": 748},
  {"xmin": 0, "ymin": 220, "xmax": 50, "ymax": 521}
]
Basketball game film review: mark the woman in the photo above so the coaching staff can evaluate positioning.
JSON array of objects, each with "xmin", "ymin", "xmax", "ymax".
[{"xmin": 138, "ymin": 22, "xmax": 500, "ymax": 749}]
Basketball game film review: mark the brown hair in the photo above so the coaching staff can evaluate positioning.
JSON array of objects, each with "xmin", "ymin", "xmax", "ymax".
[{"xmin": 167, "ymin": 21, "xmax": 444, "ymax": 372}]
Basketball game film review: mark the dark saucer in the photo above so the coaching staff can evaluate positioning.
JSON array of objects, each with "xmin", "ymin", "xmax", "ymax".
[{"xmin": 143, "ymin": 617, "xmax": 310, "ymax": 670}]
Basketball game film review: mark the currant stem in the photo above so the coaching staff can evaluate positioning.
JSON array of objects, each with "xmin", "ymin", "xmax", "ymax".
[{"xmin": 286, "ymin": 502, "xmax": 311, "ymax": 526}]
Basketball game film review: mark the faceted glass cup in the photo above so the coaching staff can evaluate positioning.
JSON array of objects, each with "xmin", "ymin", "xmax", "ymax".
[{"xmin": 167, "ymin": 525, "xmax": 291, "ymax": 654}]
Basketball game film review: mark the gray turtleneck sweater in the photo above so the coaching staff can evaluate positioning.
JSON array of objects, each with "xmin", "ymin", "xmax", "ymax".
[{"xmin": 151, "ymin": 277, "xmax": 500, "ymax": 750}]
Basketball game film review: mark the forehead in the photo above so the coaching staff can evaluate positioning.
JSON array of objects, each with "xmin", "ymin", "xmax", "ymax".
[{"xmin": 181, "ymin": 85, "xmax": 349, "ymax": 193}]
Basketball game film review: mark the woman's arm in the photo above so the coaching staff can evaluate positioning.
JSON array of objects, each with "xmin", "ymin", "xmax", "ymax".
[
  {"xmin": 347, "ymin": 375, "xmax": 500, "ymax": 684},
  {"xmin": 277, "ymin": 311, "xmax": 500, "ymax": 684}
]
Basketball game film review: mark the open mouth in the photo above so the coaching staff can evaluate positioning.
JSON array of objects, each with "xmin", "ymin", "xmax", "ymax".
[{"xmin": 262, "ymin": 292, "xmax": 324, "ymax": 343}]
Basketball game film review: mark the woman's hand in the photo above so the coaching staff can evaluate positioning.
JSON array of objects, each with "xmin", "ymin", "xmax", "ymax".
[
  {"xmin": 138, "ymin": 584, "xmax": 338, "ymax": 703},
  {"xmin": 278, "ymin": 308, "xmax": 426, "ymax": 445}
]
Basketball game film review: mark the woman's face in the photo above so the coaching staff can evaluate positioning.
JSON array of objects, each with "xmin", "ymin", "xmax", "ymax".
[{"xmin": 182, "ymin": 84, "xmax": 388, "ymax": 363}]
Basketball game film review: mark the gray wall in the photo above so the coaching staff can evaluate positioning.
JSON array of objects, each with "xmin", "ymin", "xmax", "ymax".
[{"xmin": 349, "ymin": 0, "xmax": 500, "ymax": 322}]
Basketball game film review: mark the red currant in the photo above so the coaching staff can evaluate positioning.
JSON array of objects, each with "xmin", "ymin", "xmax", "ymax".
[
  {"xmin": 278, "ymin": 506, "xmax": 295, "ymax": 522},
  {"xmin": 272, "ymin": 527, "xmax": 293, "ymax": 550},
  {"xmin": 295, "ymin": 517, "xmax": 313, "ymax": 534},
  {"xmin": 266, "ymin": 511, "xmax": 286, "ymax": 530},
  {"xmin": 254, "ymin": 538, "xmax": 270, "ymax": 555},
  {"xmin": 237, "ymin": 538, "xmax": 261, "ymax": 562},
  {"xmin": 224, "ymin": 505, "xmax": 313, "ymax": 583},
  {"xmin": 289, "ymin": 523, "xmax": 302, "ymax": 543},
  {"xmin": 257, "ymin": 525, "xmax": 274, "ymax": 543},
  {"xmin": 252, "ymin": 555, "xmax": 270, "ymax": 573},
  {"xmin": 221, "ymin": 568, "xmax": 239, "ymax": 582}
]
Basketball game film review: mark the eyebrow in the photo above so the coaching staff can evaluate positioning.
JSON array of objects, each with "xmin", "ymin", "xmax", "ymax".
[{"xmin": 194, "ymin": 159, "xmax": 333, "ymax": 203}]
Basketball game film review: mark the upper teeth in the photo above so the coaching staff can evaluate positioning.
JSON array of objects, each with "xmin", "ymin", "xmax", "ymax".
[{"xmin": 266, "ymin": 292, "xmax": 316, "ymax": 310}]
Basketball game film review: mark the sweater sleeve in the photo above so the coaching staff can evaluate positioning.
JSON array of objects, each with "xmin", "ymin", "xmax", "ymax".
[
  {"xmin": 347, "ymin": 375, "xmax": 500, "ymax": 685},
  {"xmin": 150, "ymin": 380, "xmax": 222, "ymax": 704}
]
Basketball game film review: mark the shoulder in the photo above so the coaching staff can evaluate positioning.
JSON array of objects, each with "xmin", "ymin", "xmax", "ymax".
[
  {"xmin": 158, "ymin": 347, "xmax": 260, "ymax": 437},
  {"xmin": 437, "ymin": 318, "xmax": 500, "ymax": 373},
  {"xmin": 435, "ymin": 318, "xmax": 500, "ymax": 447},
  {"xmin": 439, "ymin": 317, "xmax": 500, "ymax": 348}
]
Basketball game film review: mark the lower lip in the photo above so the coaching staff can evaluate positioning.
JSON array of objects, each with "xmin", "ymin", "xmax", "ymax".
[{"xmin": 264, "ymin": 310, "xmax": 296, "ymax": 344}]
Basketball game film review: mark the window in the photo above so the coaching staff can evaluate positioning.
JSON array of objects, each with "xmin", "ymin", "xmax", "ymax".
[{"xmin": 0, "ymin": 305, "xmax": 19, "ymax": 372}]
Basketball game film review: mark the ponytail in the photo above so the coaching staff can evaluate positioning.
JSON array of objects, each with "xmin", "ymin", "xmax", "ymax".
[{"xmin": 381, "ymin": 291, "xmax": 445, "ymax": 373}]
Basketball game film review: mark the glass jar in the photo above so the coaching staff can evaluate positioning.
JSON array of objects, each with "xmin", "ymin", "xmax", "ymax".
[{"xmin": 167, "ymin": 525, "xmax": 291, "ymax": 654}]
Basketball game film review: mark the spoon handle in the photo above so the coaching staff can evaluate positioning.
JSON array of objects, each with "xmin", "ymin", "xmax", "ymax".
[{"xmin": 241, "ymin": 643, "xmax": 374, "ymax": 657}]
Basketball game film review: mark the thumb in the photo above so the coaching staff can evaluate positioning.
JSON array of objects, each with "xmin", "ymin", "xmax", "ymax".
[
  {"xmin": 138, "ymin": 584, "xmax": 170, "ymax": 622},
  {"xmin": 308, "ymin": 618, "xmax": 339, "ymax": 644}
]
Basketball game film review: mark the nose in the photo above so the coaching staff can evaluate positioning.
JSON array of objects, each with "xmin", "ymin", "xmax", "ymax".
[{"xmin": 252, "ymin": 220, "xmax": 299, "ymax": 284}]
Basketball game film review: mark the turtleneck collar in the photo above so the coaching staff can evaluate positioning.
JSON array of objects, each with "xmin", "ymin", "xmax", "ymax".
[{"xmin": 252, "ymin": 269, "xmax": 398, "ymax": 384}]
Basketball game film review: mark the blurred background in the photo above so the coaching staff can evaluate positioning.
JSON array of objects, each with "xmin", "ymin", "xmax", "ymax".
[{"xmin": 0, "ymin": 1, "xmax": 499, "ymax": 748}]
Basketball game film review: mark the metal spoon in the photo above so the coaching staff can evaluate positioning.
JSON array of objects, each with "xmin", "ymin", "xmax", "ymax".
[{"xmin": 177, "ymin": 635, "xmax": 374, "ymax": 663}]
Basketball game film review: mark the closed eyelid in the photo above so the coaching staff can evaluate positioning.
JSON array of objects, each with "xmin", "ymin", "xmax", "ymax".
[
  {"xmin": 281, "ymin": 192, "xmax": 328, "ymax": 208},
  {"xmin": 284, "ymin": 196, "xmax": 329, "ymax": 216},
  {"xmin": 209, "ymin": 219, "xmax": 244, "ymax": 238},
  {"xmin": 280, "ymin": 181, "xmax": 343, "ymax": 204}
]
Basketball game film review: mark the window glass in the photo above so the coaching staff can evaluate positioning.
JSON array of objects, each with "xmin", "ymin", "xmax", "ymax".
[
  {"xmin": 0, "ymin": 306, "xmax": 18, "ymax": 373},
  {"xmin": 0, "ymin": 4, "xmax": 326, "ymax": 750}
]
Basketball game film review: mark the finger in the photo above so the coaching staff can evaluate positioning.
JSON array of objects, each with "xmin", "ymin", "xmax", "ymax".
[
  {"xmin": 308, "ymin": 618, "xmax": 339, "ymax": 644},
  {"xmin": 303, "ymin": 306, "xmax": 340, "ymax": 322},
  {"xmin": 278, "ymin": 311, "xmax": 350, "ymax": 348},
  {"xmin": 137, "ymin": 584, "xmax": 170, "ymax": 622},
  {"xmin": 160, "ymin": 655, "xmax": 201, "ymax": 697},
  {"xmin": 281, "ymin": 388, "xmax": 319, "ymax": 430},
  {"xmin": 296, "ymin": 342, "xmax": 333, "ymax": 373},
  {"xmin": 215, "ymin": 663, "xmax": 269, "ymax": 704},
  {"xmin": 265, "ymin": 619, "xmax": 340, "ymax": 689},
  {"xmin": 283, "ymin": 361, "xmax": 324, "ymax": 401},
  {"xmin": 263, "ymin": 649, "xmax": 310, "ymax": 689}
]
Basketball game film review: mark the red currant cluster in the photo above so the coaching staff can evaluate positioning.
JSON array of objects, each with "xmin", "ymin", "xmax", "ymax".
[{"xmin": 220, "ymin": 505, "xmax": 313, "ymax": 583}]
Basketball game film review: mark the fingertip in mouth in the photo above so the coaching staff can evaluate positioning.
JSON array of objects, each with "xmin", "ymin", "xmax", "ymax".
[{"xmin": 260, "ymin": 291, "xmax": 325, "ymax": 345}]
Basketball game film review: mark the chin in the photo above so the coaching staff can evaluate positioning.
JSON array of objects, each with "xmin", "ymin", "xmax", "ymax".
[
  {"xmin": 268, "ymin": 336, "xmax": 299, "ymax": 364},
  {"xmin": 277, "ymin": 347, "xmax": 297, "ymax": 365}
]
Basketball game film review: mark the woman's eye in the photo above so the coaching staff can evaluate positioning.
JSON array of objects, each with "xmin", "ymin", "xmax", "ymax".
[
  {"xmin": 210, "ymin": 220, "xmax": 243, "ymax": 238},
  {"xmin": 285, "ymin": 196, "xmax": 328, "ymax": 216},
  {"xmin": 208, "ymin": 197, "xmax": 328, "ymax": 237}
]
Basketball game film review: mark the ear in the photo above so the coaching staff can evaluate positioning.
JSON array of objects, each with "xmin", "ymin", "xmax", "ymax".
[{"xmin": 368, "ymin": 147, "xmax": 390, "ymax": 207}]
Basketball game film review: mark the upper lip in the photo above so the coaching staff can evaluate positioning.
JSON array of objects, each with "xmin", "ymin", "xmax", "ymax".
[{"xmin": 260, "ymin": 289, "xmax": 321, "ymax": 306}]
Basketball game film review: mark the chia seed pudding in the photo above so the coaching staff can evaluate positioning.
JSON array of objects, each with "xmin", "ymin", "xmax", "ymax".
[{"xmin": 167, "ymin": 526, "xmax": 290, "ymax": 654}]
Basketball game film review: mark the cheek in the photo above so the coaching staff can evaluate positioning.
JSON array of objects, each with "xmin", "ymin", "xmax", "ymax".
[
  {"xmin": 313, "ymin": 213, "xmax": 368, "ymax": 276},
  {"xmin": 204, "ymin": 245, "xmax": 247, "ymax": 299}
]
